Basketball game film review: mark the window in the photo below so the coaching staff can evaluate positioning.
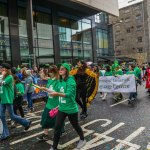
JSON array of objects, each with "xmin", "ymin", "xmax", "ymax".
[
  {"xmin": 137, "ymin": 47, "xmax": 143, "ymax": 53},
  {"xmin": 96, "ymin": 29, "xmax": 108, "ymax": 56},
  {"xmin": 124, "ymin": 9, "xmax": 130, "ymax": 13},
  {"xmin": 134, "ymin": 4, "xmax": 141, "ymax": 10},
  {"xmin": 126, "ymin": 28, "xmax": 131, "ymax": 33},
  {"xmin": 94, "ymin": 12, "xmax": 108, "ymax": 24},
  {"xmin": 137, "ymin": 37, "xmax": 142, "ymax": 42},
  {"xmin": 136, "ymin": 26, "xmax": 142, "ymax": 31},
  {"xmin": 136, "ymin": 14, "xmax": 142, "ymax": 20},
  {"xmin": 0, "ymin": 3, "xmax": 11, "ymax": 63},
  {"xmin": 116, "ymin": 41, "xmax": 120, "ymax": 46},
  {"xmin": 125, "ymin": 17, "xmax": 130, "ymax": 23}
]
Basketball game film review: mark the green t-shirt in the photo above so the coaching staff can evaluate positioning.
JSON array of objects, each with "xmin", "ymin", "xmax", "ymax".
[
  {"xmin": 56, "ymin": 76, "xmax": 78, "ymax": 114},
  {"xmin": 16, "ymin": 83, "xmax": 24, "ymax": 96},
  {"xmin": 126, "ymin": 70, "xmax": 135, "ymax": 75},
  {"xmin": 0, "ymin": 75, "xmax": 14, "ymax": 104},
  {"xmin": 105, "ymin": 71, "xmax": 113, "ymax": 76},
  {"xmin": 134, "ymin": 67, "xmax": 141, "ymax": 78},
  {"xmin": 114, "ymin": 69, "xmax": 123, "ymax": 76},
  {"xmin": 46, "ymin": 78, "xmax": 59, "ymax": 110}
]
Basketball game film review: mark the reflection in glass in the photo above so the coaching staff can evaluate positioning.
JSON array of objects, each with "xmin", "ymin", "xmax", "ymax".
[
  {"xmin": 96, "ymin": 29, "xmax": 108, "ymax": 56},
  {"xmin": 0, "ymin": 3, "xmax": 11, "ymax": 63}
]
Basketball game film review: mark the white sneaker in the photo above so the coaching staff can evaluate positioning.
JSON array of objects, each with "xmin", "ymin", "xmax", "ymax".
[
  {"xmin": 102, "ymin": 96, "xmax": 106, "ymax": 100},
  {"xmin": 147, "ymin": 142, "xmax": 150, "ymax": 150},
  {"xmin": 99, "ymin": 94, "xmax": 104, "ymax": 98},
  {"xmin": 49, "ymin": 147, "xmax": 54, "ymax": 150},
  {"xmin": 76, "ymin": 140, "xmax": 86, "ymax": 149}
]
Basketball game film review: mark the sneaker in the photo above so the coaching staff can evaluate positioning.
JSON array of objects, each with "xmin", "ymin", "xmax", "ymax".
[
  {"xmin": 99, "ymin": 94, "xmax": 104, "ymax": 98},
  {"xmin": 49, "ymin": 147, "xmax": 57, "ymax": 150},
  {"xmin": 147, "ymin": 142, "xmax": 150, "ymax": 150},
  {"xmin": 24, "ymin": 121, "xmax": 32, "ymax": 131},
  {"xmin": 76, "ymin": 139, "xmax": 86, "ymax": 149},
  {"xmin": 80, "ymin": 112, "xmax": 88, "ymax": 120},
  {"xmin": 102, "ymin": 97, "xmax": 106, "ymax": 100},
  {"xmin": 37, "ymin": 134, "xmax": 49, "ymax": 141},
  {"xmin": 30, "ymin": 108, "xmax": 34, "ymax": 113}
]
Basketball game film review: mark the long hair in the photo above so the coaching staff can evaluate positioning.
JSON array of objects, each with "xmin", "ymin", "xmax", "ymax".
[
  {"xmin": 14, "ymin": 75, "xmax": 21, "ymax": 84},
  {"xmin": 3, "ymin": 69, "xmax": 11, "ymax": 79},
  {"xmin": 77, "ymin": 60, "xmax": 87, "ymax": 75},
  {"xmin": 60, "ymin": 69, "xmax": 69, "ymax": 82},
  {"xmin": 49, "ymin": 65, "xmax": 59, "ymax": 80}
]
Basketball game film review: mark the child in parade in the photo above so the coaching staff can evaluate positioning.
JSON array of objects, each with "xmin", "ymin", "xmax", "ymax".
[
  {"xmin": 49, "ymin": 63, "xmax": 86, "ymax": 150},
  {"xmin": 37, "ymin": 66, "xmax": 64, "ymax": 141},
  {"xmin": 13, "ymin": 75, "xmax": 25, "ymax": 118},
  {"xmin": 0, "ymin": 63, "xmax": 31, "ymax": 141}
]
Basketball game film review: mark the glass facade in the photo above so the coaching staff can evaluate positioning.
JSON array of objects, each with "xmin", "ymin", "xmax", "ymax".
[
  {"xmin": 59, "ymin": 17, "xmax": 93, "ymax": 63},
  {"xmin": 33, "ymin": 9, "xmax": 54, "ymax": 65},
  {"xmin": 0, "ymin": 0, "xmax": 112, "ymax": 66},
  {"xmin": 96, "ymin": 29, "xmax": 109, "ymax": 56},
  {"xmin": 0, "ymin": 2, "xmax": 11, "ymax": 63},
  {"xmin": 18, "ymin": 7, "xmax": 29, "ymax": 64}
]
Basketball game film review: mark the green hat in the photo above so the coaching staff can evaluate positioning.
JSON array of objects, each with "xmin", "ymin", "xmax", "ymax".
[{"xmin": 61, "ymin": 63, "xmax": 70, "ymax": 72}]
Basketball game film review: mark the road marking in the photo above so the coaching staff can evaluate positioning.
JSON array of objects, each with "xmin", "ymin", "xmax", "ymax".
[
  {"xmin": 10, "ymin": 121, "xmax": 70, "ymax": 145},
  {"xmin": 47, "ymin": 119, "xmax": 113, "ymax": 149},
  {"xmin": 80, "ymin": 123, "xmax": 125, "ymax": 150},
  {"xmin": 110, "ymin": 99, "xmax": 130, "ymax": 107},
  {"xmin": 112, "ymin": 127, "xmax": 145, "ymax": 150},
  {"xmin": 17, "ymin": 119, "xmax": 41, "ymax": 129}
]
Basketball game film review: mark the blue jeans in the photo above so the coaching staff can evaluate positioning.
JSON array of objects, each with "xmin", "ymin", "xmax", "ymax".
[
  {"xmin": 0, "ymin": 104, "xmax": 30, "ymax": 140},
  {"xmin": 27, "ymin": 93, "xmax": 33, "ymax": 109}
]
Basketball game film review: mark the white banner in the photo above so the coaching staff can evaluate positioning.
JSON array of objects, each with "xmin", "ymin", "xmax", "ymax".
[{"xmin": 98, "ymin": 75, "xmax": 136, "ymax": 93}]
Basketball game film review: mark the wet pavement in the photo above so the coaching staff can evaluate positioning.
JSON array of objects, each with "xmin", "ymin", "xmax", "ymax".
[{"xmin": 0, "ymin": 82, "xmax": 150, "ymax": 150}]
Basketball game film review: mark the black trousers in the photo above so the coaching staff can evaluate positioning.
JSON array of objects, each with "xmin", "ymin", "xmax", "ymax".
[
  {"xmin": 13, "ymin": 96, "xmax": 24, "ymax": 118},
  {"xmin": 53, "ymin": 111, "xmax": 84, "ymax": 149},
  {"xmin": 76, "ymin": 85, "xmax": 87, "ymax": 113}
]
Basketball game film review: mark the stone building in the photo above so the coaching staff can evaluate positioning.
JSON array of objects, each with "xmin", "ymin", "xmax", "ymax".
[{"xmin": 110, "ymin": 0, "xmax": 149, "ymax": 64}]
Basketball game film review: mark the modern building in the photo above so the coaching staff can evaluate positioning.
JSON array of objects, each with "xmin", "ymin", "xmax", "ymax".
[
  {"xmin": 110, "ymin": 0, "xmax": 149, "ymax": 64},
  {"xmin": 0, "ymin": 0, "xmax": 118, "ymax": 67}
]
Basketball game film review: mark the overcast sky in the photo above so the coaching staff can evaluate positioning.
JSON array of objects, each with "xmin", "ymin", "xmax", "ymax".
[{"xmin": 118, "ymin": 0, "xmax": 143, "ymax": 8}]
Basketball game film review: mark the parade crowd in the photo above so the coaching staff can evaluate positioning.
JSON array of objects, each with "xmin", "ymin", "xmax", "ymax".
[{"xmin": 0, "ymin": 60, "xmax": 149, "ymax": 150}]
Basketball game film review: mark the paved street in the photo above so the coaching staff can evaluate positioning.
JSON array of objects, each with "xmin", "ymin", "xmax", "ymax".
[{"xmin": 0, "ymin": 82, "xmax": 150, "ymax": 150}]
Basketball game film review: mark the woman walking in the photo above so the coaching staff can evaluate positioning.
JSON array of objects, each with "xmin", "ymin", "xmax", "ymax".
[
  {"xmin": 49, "ymin": 63, "xmax": 86, "ymax": 150},
  {"xmin": 37, "ymin": 66, "xmax": 64, "ymax": 141},
  {"xmin": 0, "ymin": 63, "xmax": 31, "ymax": 141}
]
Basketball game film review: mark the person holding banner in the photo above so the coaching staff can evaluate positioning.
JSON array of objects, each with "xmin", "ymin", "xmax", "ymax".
[
  {"xmin": 126, "ymin": 65, "xmax": 138, "ymax": 105},
  {"xmin": 113, "ymin": 65, "xmax": 124, "ymax": 102},
  {"xmin": 101, "ymin": 65, "xmax": 113, "ymax": 100},
  {"xmin": 49, "ymin": 63, "xmax": 86, "ymax": 150},
  {"xmin": 0, "ymin": 63, "xmax": 31, "ymax": 141}
]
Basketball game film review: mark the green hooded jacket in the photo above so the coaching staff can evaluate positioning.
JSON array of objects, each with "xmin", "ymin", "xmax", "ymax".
[{"xmin": 56, "ymin": 76, "xmax": 78, "ymax": 114}]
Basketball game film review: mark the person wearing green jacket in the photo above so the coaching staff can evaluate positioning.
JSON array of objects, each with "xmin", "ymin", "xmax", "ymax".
[
  {"xmin": 49, "ymin": 63, "xmax": 86, "ymax": 150},
  {"xmin": 13, "ymin": 75, "xmax": 25, "ymax": 118},
  {"xmin": 126, "ymin": 65, "xmax": 138, "ymax": 105},
  {"xmin": 101, "ymin": 65, "xmax": 113, "ymax": 100},
  {"xmin": 37, "ymin": 66, "xmax": 64, "ymax": 141},
  {"xmin": 0, "ymin": 63, "xmax": 31, "ymax": 141}
]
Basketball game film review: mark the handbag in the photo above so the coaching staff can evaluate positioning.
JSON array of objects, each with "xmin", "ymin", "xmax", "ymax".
[{"xmin": 49, "ymin": 107, "xmax": 58, "ymax": 118}]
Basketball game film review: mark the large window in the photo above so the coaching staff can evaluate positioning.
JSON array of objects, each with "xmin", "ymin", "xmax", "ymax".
[
  {"xmin": 33, "ymin": 9, "xmax": 54, "ymax": 65},
  {"xmin": 0, "ymin": 2, "xmax": 11, "ymax": 63},
  {"xmin": 18, "ymin": 3, "xmax": 53, "ymax": 65},
  {"xmin": 58, "ymin": 17, "xmax": 93, "ymax": 63},
  {"xmin": 18, "ymin": 7, "xmax": 29, "ymax": 64},
  {"xmin": 96, "ymin": 29, "xmax": 108, "ymax": 56}
]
